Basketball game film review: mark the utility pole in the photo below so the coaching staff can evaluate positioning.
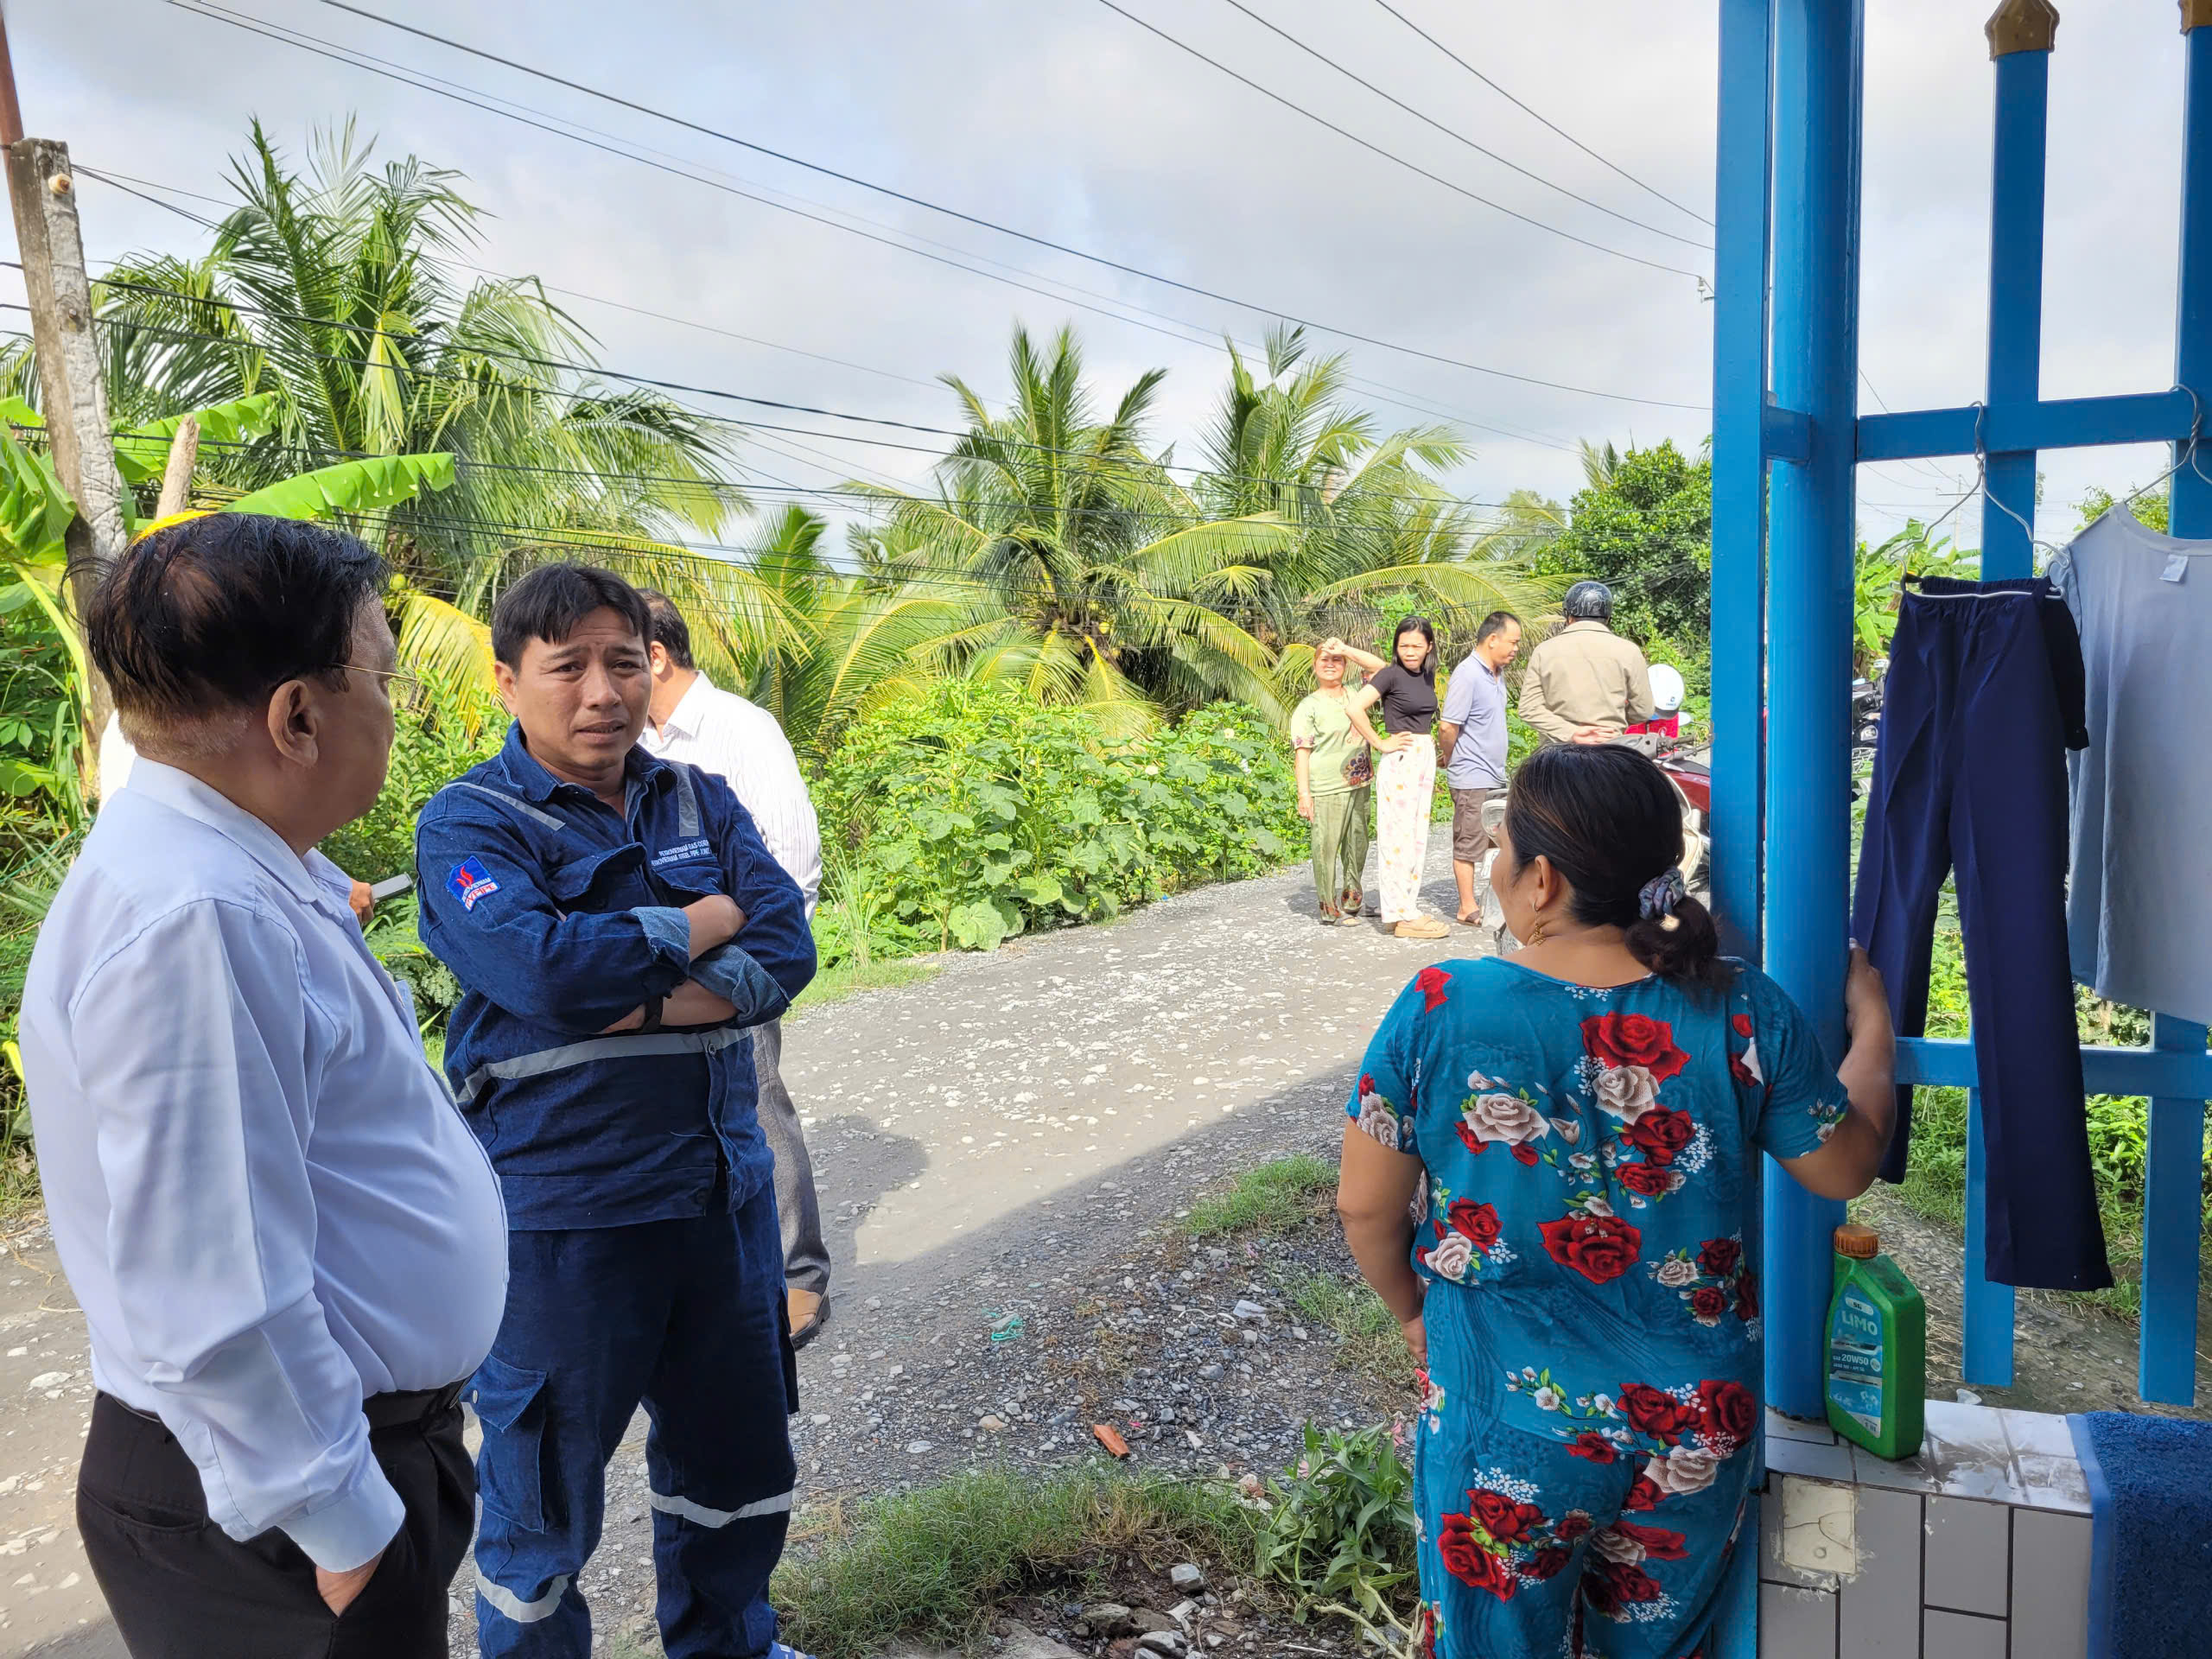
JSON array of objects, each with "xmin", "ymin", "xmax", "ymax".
[{"xmin": 0, "ymin": 8, "xmax": 127, "ymax": 760}]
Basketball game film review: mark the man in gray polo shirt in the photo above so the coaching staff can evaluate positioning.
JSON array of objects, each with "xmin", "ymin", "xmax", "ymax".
[{"xmin": 1439, "ymin": 611, "xmax": 1522, "ymax": 925}]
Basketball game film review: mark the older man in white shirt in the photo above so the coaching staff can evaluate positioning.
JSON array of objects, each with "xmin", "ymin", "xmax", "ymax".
[
  {"xmin": 22, "ymin": 513, "xmax": 508, "ymax": 1657},
  {"xmin": 636, "ymin": 590, "xmax": 831, "ymax": 1346}
]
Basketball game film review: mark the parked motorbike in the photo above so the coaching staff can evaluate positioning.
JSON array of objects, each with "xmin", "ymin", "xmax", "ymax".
[{"xmin": 1643, "ymin": 675, "xmax": 1883, "ymax": 894}]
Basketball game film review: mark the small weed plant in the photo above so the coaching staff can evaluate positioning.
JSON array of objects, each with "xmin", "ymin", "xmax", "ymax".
[{"xmin": 1255, "ymin": 1421, "xmax": 1421, "ymax": 1655}]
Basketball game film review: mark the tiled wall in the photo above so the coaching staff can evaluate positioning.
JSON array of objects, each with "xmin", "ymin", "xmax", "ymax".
[{"xmin": 1756, "ymin": 1402, "xmax": 2092, "ymax": 1658}]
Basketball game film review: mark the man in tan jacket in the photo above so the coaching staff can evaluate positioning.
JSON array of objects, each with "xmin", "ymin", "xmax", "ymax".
[{"xmin": 1518, "ymin": 581, "xmax": 1656, "ymax": 745}]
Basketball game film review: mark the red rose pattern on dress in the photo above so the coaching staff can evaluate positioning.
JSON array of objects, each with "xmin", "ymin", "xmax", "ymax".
[
  {"xmin": 1417, "ymin": 964, "xmax": 1453, "ymax": 1011},
  {"xmin": 1538, "ymin": 1213, "xmax": 1644, "ymax": 1284}
]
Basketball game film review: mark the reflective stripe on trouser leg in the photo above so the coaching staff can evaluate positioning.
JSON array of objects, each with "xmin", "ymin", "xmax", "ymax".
[
  {"xmin": 647, "ymin": 1487, "xmax": 796, "ymax": 1528},
  {"xmin": 478, "ymin": 1567, "xmax": 572, "ymax": 1626}
]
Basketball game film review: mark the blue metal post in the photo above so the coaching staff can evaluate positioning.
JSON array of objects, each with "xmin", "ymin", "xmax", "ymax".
[
  {"xmin": 1763, "ymin": 0, "xmax": 1860, "ymax": 1422},
  {"xmin": 1710, "ymin": 15, "xmax": 1775, "ymax": 1651},
  {"xmin": 2137, "ymin": 11, "xmax": 2212, "ymax": 1408},
  {"xmin": 1711, "ymin": 0, "xmax": 1774, "ymax": 968},
  {"xmin": 1951, "ymin": 3, "xmax": 2058, "ymax": 1391},
  {"xmin": 1980, "ymin": 36, "xmax": 2052, "ymax": 577},
  {"xmin": 2139, "ymin": 1017, "xmax": 2207, "ymax": 1403}
]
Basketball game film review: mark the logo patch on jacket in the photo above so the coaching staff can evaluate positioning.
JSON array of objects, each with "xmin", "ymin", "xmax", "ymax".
[
  {"xmin": 652, "ymin": 838, "xmax": 712, "ymax": 868},
  {"xmin": 448, "ymin": 856, "xmax": 501, "ymax": 911}
]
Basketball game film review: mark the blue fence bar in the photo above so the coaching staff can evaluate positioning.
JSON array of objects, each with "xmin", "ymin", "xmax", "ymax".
[
  {"xmin": 1896, "ymin": 1036, "xmax": 2212, "ymax": 1099},
  {"xmin": 1762, "ymin": 0, "xmax": 1860, "ymax": 1424},
  {"xmin": 1857, "ymin": 388, "xmax": 2196, "ymax": 461}
]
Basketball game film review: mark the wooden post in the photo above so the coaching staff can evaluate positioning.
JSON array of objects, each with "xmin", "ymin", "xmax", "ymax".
[
  {"xmin": 154, "ymin": 416, "xmax": 200, "ymax": 518},
  {"xmin": 0, "ymin": 17, "xmax": 126, "ymax": 758}
]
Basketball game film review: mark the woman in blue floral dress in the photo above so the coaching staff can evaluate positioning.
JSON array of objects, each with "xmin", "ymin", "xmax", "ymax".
[{"xmin": 1337, "ymin": 745, "xmax": 1897, "ymax": 1659}]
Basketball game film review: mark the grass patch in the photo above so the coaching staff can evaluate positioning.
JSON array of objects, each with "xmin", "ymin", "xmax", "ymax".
[
  {"xmin": 789, "ymin": 956, "xmax": 941, "ymax": 1017},
  {"xmin": 1180, "ymin": 1154, "xmax": 1337, "ymax": 1239},
  {"xmin": 1277, "ymin": 1267, "xmax": 1410, "ymax": 1385},
  {"xmin": 772, "ymin": 1465, "xmax": 1257, "ymax": 1658}
]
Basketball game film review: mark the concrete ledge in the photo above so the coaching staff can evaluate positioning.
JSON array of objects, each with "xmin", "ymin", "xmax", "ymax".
[{"xmin": 1758, "ymin": 1406, "xmax": 2093, "ymax": 1659}]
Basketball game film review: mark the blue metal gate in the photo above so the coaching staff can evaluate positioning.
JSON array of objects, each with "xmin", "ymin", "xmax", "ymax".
[{"xmin": 1709, "ymin": 3, "xmax": 2212, "ymax": 1649}]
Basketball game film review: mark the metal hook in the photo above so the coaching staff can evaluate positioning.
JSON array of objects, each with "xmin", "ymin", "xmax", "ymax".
[{"xmin": 2118, "ymin": 383, "xmax": 2211, "ymax": 510}]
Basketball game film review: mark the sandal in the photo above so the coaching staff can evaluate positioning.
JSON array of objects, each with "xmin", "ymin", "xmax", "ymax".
[
  {"xmin": 787, "ymin": 1288, "xmax": 829, "ymax": 1351},
  {"xmin": 1393, "ymin": 916, "xmax": 1450, "ymax": 941}
]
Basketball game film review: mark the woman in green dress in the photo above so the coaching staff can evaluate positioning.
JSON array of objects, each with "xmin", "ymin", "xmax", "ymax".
[{"xmin": 1291, "ymin": 643, "xmax": 1374, "ymax": 925}]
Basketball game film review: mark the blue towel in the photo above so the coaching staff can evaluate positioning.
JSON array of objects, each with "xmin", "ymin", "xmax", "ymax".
[{"xmin": 2069, "ymin": 1412, "xmax": 2212, "ymax": 1659}]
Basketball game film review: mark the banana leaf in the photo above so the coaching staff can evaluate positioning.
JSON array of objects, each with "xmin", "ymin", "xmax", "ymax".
[
  {"xmin": 111, "ymin": 392, "xmax": 284, "ymax": 485},
  {"xmin": 223, "ymin": 453, "xmax": 455, "ymax": 520},
  {"xmin": 0, "ymin": 429, "xmax": 77, "ymax": 572}
]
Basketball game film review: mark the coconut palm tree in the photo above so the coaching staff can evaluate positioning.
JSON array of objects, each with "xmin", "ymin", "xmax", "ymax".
[
  {"xmin": 1193, "ymin": 325, "xmax": 1554, "ymax": 663},
  {"xmin": 76, "ymin": 120, "xmax": 747, "ymax": 617},
  {"xmin": 849, "ymin": 325, "xmax": 1293, "ymax": 728}
]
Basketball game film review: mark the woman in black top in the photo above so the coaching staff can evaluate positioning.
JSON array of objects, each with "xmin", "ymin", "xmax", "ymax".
[{"xmin": 1330, "ymin": 617, "xmax": 1449, "ymax": 940}]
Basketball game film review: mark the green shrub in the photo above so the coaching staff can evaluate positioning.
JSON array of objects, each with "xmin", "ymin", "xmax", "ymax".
[
  {"xmin": 322, "ymin": 668, "xmax": 507, "ymax": 885},
  {"xmin": 817, "ymin": 683, "xmax": 1303, "ymax": 957}
]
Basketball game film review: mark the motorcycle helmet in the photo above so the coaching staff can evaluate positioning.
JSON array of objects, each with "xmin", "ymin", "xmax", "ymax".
[
  {"xmin": 1649, "ymin": 664, "xmax": 1685, "ymax": 714},
  {"xmin": 1561, "ymin": 580, "xmax": 1614, "ymax": 620}
]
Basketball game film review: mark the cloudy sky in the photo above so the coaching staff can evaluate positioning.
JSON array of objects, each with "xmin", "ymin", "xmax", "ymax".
[{"xmin": 5, "ymin": 0, "xmax": 2201, "ymax": 555}]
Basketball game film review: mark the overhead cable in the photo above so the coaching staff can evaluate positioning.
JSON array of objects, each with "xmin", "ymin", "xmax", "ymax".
[
  {"xmin": 160, "ymin": 0, "xmax": 1713, "ymax": 409},
  {"xmin": 1364, "ymin": 0, "xmax": 1713, "ymax": 228}
]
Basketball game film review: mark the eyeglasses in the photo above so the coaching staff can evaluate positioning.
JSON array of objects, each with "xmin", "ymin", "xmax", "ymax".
[{"xmin": 330, "ymin": 663, "xmax": 422, "ymax": 695}]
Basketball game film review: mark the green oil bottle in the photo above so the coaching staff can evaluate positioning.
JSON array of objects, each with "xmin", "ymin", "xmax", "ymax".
[{"xmin": 1825, "ymin": 1224, "xmax": 1926, "ymax": 1460}]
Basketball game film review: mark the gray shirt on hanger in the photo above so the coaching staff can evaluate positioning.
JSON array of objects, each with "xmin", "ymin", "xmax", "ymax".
[{"xmin": 2050, "ymin": 507, "xmax": 2212, "ymax": 1025}]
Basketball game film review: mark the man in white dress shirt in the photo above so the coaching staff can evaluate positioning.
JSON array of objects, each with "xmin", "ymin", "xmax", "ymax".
[
  {"xmin": 21, "ymin": 513, "xmax": 509, "ymax": 1657},
  {"xmin": 98, "ymin": 706, "xmax": 379, "ymax": 927},
  {"xmin": 636, "ymin": 591, "xmax": 831, "ymax": 1346}
]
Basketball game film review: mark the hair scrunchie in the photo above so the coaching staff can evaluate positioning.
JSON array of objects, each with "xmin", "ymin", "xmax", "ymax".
[{"xmin": 1638, "ymin": 868, "xmax": 1687, "ymax": 928}]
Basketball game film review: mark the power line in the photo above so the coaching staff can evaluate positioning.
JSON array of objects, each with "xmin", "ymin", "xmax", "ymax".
[
  {"xmin": 1198, "ymin": 0, "xmax": 1708, "ymax": 250},
  {"xmin": 1364, "ymin": 0, "xmax": 1713, "ymax": 229},
  {"xmin": 168, "ymin": 0, "xmax": 1711, "ymax": 410},
  {"xmin": 86, "ymin": 424, "xmax": 1542, "ymax": 547},
  {"xmin": 1084, "ymin": 0, "xmax": 1705, "ymax": 278},
  {"xmin": 304, "ymin": 0, "xmax": 1699, "ymax": 277},
  {"xmin": 74, "ymin": 160, "xmax": 1586, "ymax": 456}
]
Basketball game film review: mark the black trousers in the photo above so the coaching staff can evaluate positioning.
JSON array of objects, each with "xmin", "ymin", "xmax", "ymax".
[
  {"xmin": 1851, "ymin": 574, "xmax": 2111, "ymax": 1291},
  {"xmin": 76, "ymin": 1386, "xmax": 475, "ymax": 1659}
]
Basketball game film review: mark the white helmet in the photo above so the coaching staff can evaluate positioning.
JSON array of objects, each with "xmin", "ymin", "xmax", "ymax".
[{"xmin": 1649, "ymin": 664, "xmax": 1685, "ymax": 713}]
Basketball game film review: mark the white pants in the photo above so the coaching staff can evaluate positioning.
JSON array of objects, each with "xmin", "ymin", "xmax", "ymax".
[{"xmin": 1375, "ymin": 741, "xmax": 1436, "ymax": 923}]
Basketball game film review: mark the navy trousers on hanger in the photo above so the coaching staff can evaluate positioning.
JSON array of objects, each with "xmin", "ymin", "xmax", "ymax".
[{"xmin": 1852, "ymin": 575, "xmax": 2111, "ymax": 1292}]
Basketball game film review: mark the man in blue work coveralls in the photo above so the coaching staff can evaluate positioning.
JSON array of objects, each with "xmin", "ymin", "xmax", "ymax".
[{"xmin": 415, "ymin": 563, "xmax": 817, "ymax": 1659}]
